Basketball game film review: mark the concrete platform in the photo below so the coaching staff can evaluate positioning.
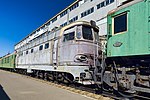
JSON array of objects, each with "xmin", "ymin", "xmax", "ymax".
[{"xmin": 0, "ymin": 70, "xmax": 93, "ymax": 100}]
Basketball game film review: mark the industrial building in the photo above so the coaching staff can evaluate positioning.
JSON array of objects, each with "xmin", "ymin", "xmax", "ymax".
[{"xmin": 15, "ymin": 0, "xmax": 129, "ymax": 50}]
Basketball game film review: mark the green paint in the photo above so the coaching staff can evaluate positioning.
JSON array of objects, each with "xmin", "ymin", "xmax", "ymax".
[
  {"xmin": 0, "ymin": 54, "xmax": 16, "ymax": 69},
  {"xmin": 107, "ymin": 0, "xmax": 149, "ymax": 57}
]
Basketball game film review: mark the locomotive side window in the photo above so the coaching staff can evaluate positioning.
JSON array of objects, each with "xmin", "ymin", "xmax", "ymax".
[
  {"xmin": 39, "ymin": 45, "xmax": 43, "ymax": 51},
  {"xmin": 114, "ymin": 13, "xmax": 127, "ymax": 34},
  {"xmin": 26, "ymin": 51, "xmax": 28, "ymax": 54},
  {"xmin": 82, "ymin": 26, "xmax": 93, "ymax": 40},
  {"xmin": 63, "ymin": 32, "xmax": 75, "ymax": 42},
  {"xmin": 31, "ymin": 49, "xmax": 34, "ymax": 53},
  {"xmin": 45, "ymin": 43, "xmax": 49, "ymax": 49}
]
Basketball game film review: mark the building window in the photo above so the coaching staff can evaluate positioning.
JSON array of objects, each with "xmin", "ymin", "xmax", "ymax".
[
  {"xmin": 69, "ymin": 3, "xmax": 79, "ymax": 11},
  {"xmin": 60, "ymin": 10, "xmax": 68, "ymax": 18},
  {"xmin": 41, "ymin": 26, "xmax": 45, "ymax": 30},
  {"xmin": 46, "ymin": 21, "xmax": 50, "ymax": 26},
  {"xmin": 31, "ymin": 49, "xmax": 34, "ymax": 53},
  {"xmin": 81, "ymin": 13, "xmax": 84, "ymax": 18},
  {"xmin": 101, "ymin": 1, "xmax": 105, "ymax": 7},
  {"xmin": 106, "ymin": 0, "xmax": 114, "ymax": 5},
  {"xmin": 52, "ymin": 17, "xmax": 57, "ymax": 23},
  {"xmin": 97, "ymin": 0, "xmax": 114, "ymax": 9},
  {"xmin": 91, "ymin": 7, "xmax": 94, "ymax": 13},
  {"xmin": 63, "ymin": 32, "xmax": 75, "ymax": 42},
  {"xmin": 97, "ymin": 4, "xmax": 100, "ymax": 9},
  {"xmin": 69, "ymin": 16, "xmax": 78, "ymax": 23},
  {"xmin": 81, "ymin": 7, "xmax": 94, "ymax": 18},
  {"xmin": 106, "ymin": 0, "xmax": 109, "ymax": 5},
  {"xmin": 110, "ymin": 0, "xmax": 114, "ymax": 4},
  {"xmin": 113, "ymin": 13, "xmax": 127, "ymax": 34},
  {"xmin": 39, "ymin": 45, "xmax": 43, "ymax": 51},
  {"xmin": 37, "ymin": 29, "xmax": 40, "ymax": 32},
  {"xmin": 61, "ymin": 22, "xmax": 67, "ymax": 27},
  {"xmin": 45, "ymin": 43, "xmax": 49, "ymax": 49},
  {"xmin": 97, "ymin": 1, "xmax": 105, "ymax": 9}
]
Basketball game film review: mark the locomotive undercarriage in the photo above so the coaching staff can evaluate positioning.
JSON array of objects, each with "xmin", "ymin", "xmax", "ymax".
[
  {"xmin": 97, "ymin": 55, "xmax": 150, "ymax": 97},
  {"xmin": 12, "ymin": 66, "xmax": 94, "ymax": 85},
  {"xmin": 12, "ymin": 68, "xmax": 75, "ymax": 84}
]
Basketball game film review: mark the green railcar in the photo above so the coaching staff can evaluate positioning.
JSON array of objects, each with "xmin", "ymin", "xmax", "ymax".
[
  {"xmin": 107, "ymin": 0, "xmax": 149, "ymax": 57},
  {"xmin": 0, "ymin": 53, "xmax": 16, "ymax": 69},
  {"xmin": 100, "ymin": 0, "xmax": 150, "ymax": 95}
]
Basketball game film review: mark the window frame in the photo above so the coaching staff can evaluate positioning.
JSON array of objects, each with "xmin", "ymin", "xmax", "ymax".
[
  {"xmin": 106, "ymin": 0, "xmax": 110, "ymax": 5},
  {"xmin": 112, "ymin": 12, "xmax": 128, "ymax": 35},
  {"xmin": 26, "ymin": 50, "xmax": 28, "ymax": 55},
  {"xmin": 31, "ymin": 49, "xmax": 34, "ymax": 53},
  {"xmin": 45, "ymin": 43, "xmax": 49, "ymax": 49},
  {"xmin": 63, "ymin": 32, "xmax": 75, "ymax": 42},
  {"xmin": 81, "ymin": 7, "xmax": 94, "ymax": 18},
  {"xmin": 110, "ymin": 0, "xmax": 114, "ymax": 4},
  {"xmin": 82, "ymin": 25, "xmax": 94, "ymax": 41},
  {"xmin": 39, "ymin": 45, "xmax": 43, "ymax": 51}
]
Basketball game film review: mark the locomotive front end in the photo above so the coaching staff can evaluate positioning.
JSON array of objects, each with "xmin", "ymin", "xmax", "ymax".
[{"xmin": 59, "ymin": 21, "xmax": 100, "ymax": 85}]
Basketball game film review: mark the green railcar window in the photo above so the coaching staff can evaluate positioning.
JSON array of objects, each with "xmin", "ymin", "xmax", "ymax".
[
  {"xmin": 5, "ymin": 58, "xmax": 6, "ymax": 63},
  {"xmin": 114, "ymin": 13, "xmax": 127, "ymax": 34},
  {"xmin": 7, "ymin": 57, "xmax": 9, "ymax": 63}
]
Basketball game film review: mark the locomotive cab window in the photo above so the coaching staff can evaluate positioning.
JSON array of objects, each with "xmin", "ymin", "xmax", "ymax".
[
  {"xmin": 82, "ymin": 26, "xmax": 93, "ymax": 40},
  {"xmin": 63, "ymin": 32, "xmax": 75, "ymax": 42},
  {"xmin": 113, "ymin": 13, "xmax": 127, "ymax": 34}
]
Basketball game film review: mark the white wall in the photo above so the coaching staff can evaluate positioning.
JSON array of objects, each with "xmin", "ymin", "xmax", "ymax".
[{"xmin": 15, "ymin": 0, "xmax": 129, "ymax": 50}]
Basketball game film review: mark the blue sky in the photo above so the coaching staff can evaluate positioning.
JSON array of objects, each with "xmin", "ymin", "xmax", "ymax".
[{"xmin": 0, "ymin": 0, "xmax": 74, "ymax": 57}]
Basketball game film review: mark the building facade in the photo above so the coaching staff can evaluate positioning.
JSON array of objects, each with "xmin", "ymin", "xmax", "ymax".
[{"xmin": 15, "ymin": 0, "xmax": 129, "ymax": 50}]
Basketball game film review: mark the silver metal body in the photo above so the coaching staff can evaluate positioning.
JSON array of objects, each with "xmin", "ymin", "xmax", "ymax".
[{"xmin": 15, "ymin": 21, "xmax": 100, "ymax": 85}]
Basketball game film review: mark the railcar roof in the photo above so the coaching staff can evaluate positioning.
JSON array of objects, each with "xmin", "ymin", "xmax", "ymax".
[
  {"xmin": 108, "ymin": 0, "xmax": 144, "ymax": 15},
  {"xmin": 0, "ymin": 52, "xmax": 15, "ymax": 59}
]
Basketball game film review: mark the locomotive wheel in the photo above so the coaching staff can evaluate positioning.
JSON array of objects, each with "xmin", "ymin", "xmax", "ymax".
[
  {"xmin": 62, "ymin": 73, "xmax": 74, "ymax": 84},
  {"xmin": 47, "ymin": 72, "xmax": 55, "ymax": 82}
]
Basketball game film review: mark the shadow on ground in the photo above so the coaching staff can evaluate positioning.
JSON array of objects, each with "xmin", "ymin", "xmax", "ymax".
[{"xmin": 0, "ymin": 84, "xmax": 10, "ymax": 100}]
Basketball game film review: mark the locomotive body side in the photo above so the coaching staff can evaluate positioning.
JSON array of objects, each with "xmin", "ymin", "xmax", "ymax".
[{"xmin": 15, "ymin": 21, "xmax": 100, "ymax": 85}]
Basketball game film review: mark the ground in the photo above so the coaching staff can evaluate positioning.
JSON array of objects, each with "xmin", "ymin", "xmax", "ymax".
[{"xmin": 0, "ymin": 70, "xmax": 93, "ymax": 100}]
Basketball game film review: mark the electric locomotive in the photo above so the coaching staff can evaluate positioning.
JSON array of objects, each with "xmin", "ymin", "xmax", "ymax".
[
  {"xmin": 14, "ymin": 21, "xmax": 100, "ymax": 85},
  {"xmin": 1, "ymin": 0, "xmax": 150, "ymax": 98}
]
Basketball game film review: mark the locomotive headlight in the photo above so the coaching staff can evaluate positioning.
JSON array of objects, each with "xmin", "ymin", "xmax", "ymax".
[{"xmin": 74, "ymin": 55, "xmax": 88, "ymax": 62}]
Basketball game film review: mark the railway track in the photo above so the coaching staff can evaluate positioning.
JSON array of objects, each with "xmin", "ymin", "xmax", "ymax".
[{"xmin": 3, "ymin": 69, "xmax": 150, "ymax": 100}]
